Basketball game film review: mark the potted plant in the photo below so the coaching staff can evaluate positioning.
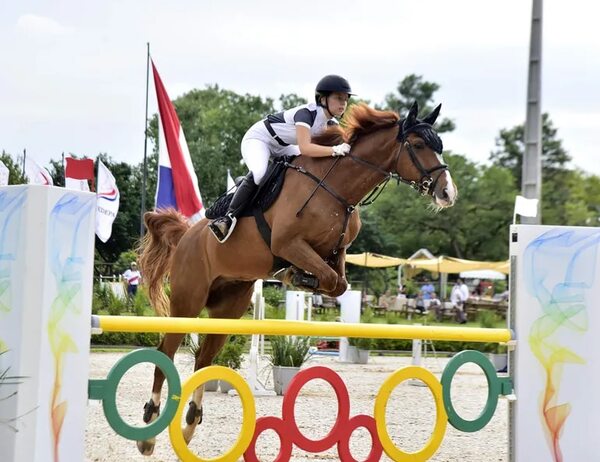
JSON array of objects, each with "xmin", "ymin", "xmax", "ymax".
[
  {"xmin": 268, "ymin": 335, "xmax": 311, "ymax": 395},
  {"xmin": 348, "ymin": 337, "xmax": 374, "ymax": 364},
  {"xmin": 214, "ymin": 335, "xmax": 247, "ymax": 393}
]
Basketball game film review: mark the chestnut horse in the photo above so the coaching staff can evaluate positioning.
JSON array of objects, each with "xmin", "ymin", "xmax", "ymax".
[{"xmin": 136, "ymin": 102, "xmax": 456, "ymax": 454}]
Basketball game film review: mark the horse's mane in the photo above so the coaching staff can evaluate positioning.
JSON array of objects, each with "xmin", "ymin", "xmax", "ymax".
[{"xmin": 312, "ymin": 103, "xmax": 400, "ymax": 147}]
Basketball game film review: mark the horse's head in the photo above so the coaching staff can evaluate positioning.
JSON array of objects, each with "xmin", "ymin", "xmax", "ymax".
[{"xmin": 394, "ymin": 102, "xmax": 457, "ymax": 208}]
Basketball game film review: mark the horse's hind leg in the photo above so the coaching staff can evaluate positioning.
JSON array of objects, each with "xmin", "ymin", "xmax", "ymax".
[
  {"xmin": 136, "ymin": 332, "xmax": 185, "ymax": 455},
  {"xmin": 182, "ymin": 280, "xmax": 254, "ymax": 445}
]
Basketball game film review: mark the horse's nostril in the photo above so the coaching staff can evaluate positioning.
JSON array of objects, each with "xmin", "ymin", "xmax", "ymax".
[{"xmin": 442, "ymin": 188, "xmax": 449, "ymax": 200}]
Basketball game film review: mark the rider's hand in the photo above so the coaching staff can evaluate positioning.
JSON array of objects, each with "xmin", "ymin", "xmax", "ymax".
[{"xmin": 332, "ymin": 143, "xmax": 351, "ymax": 157}]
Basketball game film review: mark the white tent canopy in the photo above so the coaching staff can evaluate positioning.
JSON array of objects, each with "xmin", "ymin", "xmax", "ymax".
[{"xmin": 459, "ymin": 270, "xmax": 506, "ymax": 280}]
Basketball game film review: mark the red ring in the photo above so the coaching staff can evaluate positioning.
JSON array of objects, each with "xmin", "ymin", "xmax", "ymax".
[
  {"xmin": 243, "ymin": 416, "xmax": 293, "ymax": 462},
  {"xmin": 282, "ymin": 366, "xmax": 351, "ymax": 453},
  {"xmin": 337, "ymin": 414, "xmax": 383, "ymax": 462}
]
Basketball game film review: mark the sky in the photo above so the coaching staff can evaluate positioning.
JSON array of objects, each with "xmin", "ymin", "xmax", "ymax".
[{"xmin": 1, "ymin": 0, "xmax": 599, "ymax": 176}]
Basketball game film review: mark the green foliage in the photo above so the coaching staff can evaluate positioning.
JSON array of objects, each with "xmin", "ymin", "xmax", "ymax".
[
  {"xmin": 0, "ymin": 151, "xmax": 26, "ymax": 184},
  {"xmin": 213, "ymin": 335, "xmax": 247, "ymax": 370},
  {"xmin": 148, "ymin": 85, "xmax": 276, "ymax": 205},
  {"xmin": 262, "ymin": 285, "xmax": 284, "ymax": 308},
  {"xmin": 132, "ymin": 287, "xmax": 150, "ymax": 316},
  {"xmin": 268, "ymin": 336, "xmax": 310, "ymax": 367},
  {"xmin": 361, "ymin": 307, "xmax": 375, "ymax": 324},
  {"xmin": 350, "ymin": 154, "xmax": 518, "ymax": 262},
  {"xmin": 92, "ymin": 283, "xmax": 126, "ymax": 316},
  {"xmin": 477, "ymin": 310, "xmax": 499, "ymax": 329},
  {"xmin": 90, "ymin": 331, "xmax": 159, "ymax": 347},
  {"xmin": 490, "ymin": 113, "xmax": 571, "ymax": 189},
  {"xmin": 381, "ymin": 74, "xmax": 455, "ymax": 133}
]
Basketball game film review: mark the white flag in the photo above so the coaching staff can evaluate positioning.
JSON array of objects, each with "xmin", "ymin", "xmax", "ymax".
[
  {"xmin": 0, "ymin": 160, "xmax": 9, "ymax": 186},
  {"xmin": 95, "ymin": 160, "xmax": 120, "ymax": 243},
  {"xmin": 25, "ymin": 157, "xmax": 53, "ymax": 185},
  {"xmin": 227, "ymin": 169, "xmax": 237, "ymax": 193},
  {"xmin": 514, "ymin": 195, "xmax": 539, "ymax": 218}
]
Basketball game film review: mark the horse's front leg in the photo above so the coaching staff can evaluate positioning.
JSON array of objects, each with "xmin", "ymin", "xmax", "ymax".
[
  {"xmin": 328, "ymin": 247, "xmax": 348, "ymax": 296},
  {"xmin": 137, "ymin": 332, "xmax": 185, "ymax": 455},
  {"xmin": 272, "ymin": 238, "xmax": 341, "ymax": 295}
]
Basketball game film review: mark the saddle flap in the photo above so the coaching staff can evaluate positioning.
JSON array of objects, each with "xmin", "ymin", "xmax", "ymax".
[{"xmin": 205, "ymin": 157, "xmax": 293, "ymax": 219}]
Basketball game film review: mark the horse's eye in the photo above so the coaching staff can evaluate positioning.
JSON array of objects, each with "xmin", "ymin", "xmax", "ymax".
[{"xmin": 415, "ymin": 143, "xmax": 425, "ymax": 149}]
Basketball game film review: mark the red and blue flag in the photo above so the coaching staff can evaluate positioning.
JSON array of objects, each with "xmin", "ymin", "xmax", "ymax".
[{"xmin": 153, "ymin": 61, "xmax": 204, "ymax": 221}]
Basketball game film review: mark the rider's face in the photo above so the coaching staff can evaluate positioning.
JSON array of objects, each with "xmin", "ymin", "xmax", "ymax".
[{"xmin": 322, "ymin": 92, "xmax": 349, "ymax": 117}]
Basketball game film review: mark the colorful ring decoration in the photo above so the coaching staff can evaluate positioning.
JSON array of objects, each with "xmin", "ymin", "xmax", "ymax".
[
  {"xmin": 374, "ymin": 366, "xmax": 447, "ymax": 461},
  {"xmin": 244, "ymin": 365, "xmax": 383, "ymax": 462},
  {"xmin": 88, "ymin": 349, "xmax": 513, "ymax": 461},
  {"xmin": 441, "ymin": 350, "xmax": 501, "ymax": 432},
  {"xmin": 87, "ymin": 349, "xmax": 181, "ymax": 441},
  {"xmin": 169, "ymin": 365, "xmax": 256, "ymax": 462}
]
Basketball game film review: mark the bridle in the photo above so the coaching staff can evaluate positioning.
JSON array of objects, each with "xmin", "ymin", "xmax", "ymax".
[
  {"xmin": 346, "ymin": 121, "xmax": 449, "ymax": 197},
  {"xmin": 285, "ymin": 120, "xmax": 449, "ymax": 263}
]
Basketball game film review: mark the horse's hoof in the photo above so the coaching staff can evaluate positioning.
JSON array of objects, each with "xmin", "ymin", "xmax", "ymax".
[
  {"xmin": 185, "ymin": 401, "xmax": 203, "ymax": 425},
  {"xmin": 136, "ymin": 439, "xmax": 156, "ymax": 456}
]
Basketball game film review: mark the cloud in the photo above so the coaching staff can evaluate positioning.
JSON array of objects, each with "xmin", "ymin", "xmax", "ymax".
[{"xmin": 16, "ymin": 14, "xmax": 73, "ymax": 36}]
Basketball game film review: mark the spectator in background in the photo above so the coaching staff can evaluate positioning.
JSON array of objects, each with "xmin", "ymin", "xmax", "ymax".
[
  {"xmin": 429, "ymin": 292, "xmax": 443, "ymax": 321},
  {"xmin": 421, "ymin": 277, "xmax": 435, "ymax": 300},
  {"xmin": 415, "ymin": 291, "xmax": 427, "ymax": 314},
  {"xmin": 122, "ymin": 262, "xmax": 141, "ymax": 302},
  {"xmin": 451, "ymin": 279, "xmax": 469, "ymax": 324}
]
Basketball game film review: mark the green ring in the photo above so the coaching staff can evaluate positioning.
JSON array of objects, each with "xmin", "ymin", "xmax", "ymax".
[
  {"xmin": 441, "ymin": 350, "xmax": 500, "ymax": 432},
  {"xmin": 102, "ymin": 349, "xmax": 181, "ymax": 441}
]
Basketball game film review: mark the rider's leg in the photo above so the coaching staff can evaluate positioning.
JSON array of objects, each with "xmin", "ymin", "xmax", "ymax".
[
  {"xmin": 208, "ymin": 172, "xmax": 258, "ymax": 243},
  {"xmin": 209, "ymin": 138, "xmax": 270, "ymax": 243}
]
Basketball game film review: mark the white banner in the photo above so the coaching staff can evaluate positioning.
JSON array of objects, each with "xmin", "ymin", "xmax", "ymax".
[
  {"xmin": 514, "ymin": 194, "xmax": 538, "ymax": 218},
  {"xmin": 0, "ymin": 160, "xmax": 9, "ymax": 186},
  {"xmin": 95, "ymin": 160, "xmax": 119, "ymax": 242},
  {"xmin": 24, "ymin": 157, "xmax": 53, "ymax": 185},
  {"xmin": 65, "ymin": 177, "xmax": 90, "ymax": 191}
]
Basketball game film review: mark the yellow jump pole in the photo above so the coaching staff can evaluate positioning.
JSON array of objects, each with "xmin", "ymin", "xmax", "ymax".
[{"xmin": 92, "ymin": 316, "xmax": 512, "ymax": 343}]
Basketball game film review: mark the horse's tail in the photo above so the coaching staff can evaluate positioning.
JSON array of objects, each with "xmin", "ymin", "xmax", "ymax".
[{"xmin": 138, "ymin": 209, "xmax": 190, "ymax": 317}]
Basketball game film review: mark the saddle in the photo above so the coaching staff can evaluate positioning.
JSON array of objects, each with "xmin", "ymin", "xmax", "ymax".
[
  {"xmin": 205, "ymin": 156, "xmax": 292, "ymax": 220},
  {"xmin": 205, "ymin": 157, "xmax": 321, "ymax": 291}
]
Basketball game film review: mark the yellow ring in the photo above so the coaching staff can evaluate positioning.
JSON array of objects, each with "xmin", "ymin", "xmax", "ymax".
[
  {"xmin": 168, "ymin": 366, "xmax": 256, "ymax": 462},
  {"xmin": 374, "ymin": 366, "xmax": 448, "ymax": 461}
]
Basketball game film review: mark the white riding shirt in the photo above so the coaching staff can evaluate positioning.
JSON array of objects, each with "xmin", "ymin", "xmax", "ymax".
[{"xmin": 241, "ymin": 103, "xmax": 338, "ymax": 184}]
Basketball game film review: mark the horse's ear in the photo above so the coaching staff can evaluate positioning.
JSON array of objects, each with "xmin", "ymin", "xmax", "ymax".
[
  {"xmin": 403, "ymin": 101, "xmax": 419, "ymax": 132},
  {"xmin": 422, "ymin": 104, "xmax": 442, "ymax": 126}
]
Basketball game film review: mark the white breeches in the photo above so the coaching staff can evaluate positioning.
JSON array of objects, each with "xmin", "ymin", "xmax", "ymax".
[{"xmin": 241, "ymin": 121, "xmax": 301, "ymax": 184}]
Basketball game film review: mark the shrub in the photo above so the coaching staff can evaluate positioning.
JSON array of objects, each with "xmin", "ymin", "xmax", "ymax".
[
  {"xmin": 262, "ymin": 285, "xmax": 284, "ymax": 308},
  {"xmin": 478, "ymin": 310, "xmax": 499, "ymax": 329}
]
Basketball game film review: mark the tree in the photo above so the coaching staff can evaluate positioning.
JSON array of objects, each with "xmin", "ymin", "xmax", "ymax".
[
  {"xmin": 350, "ymin": 154, "xmax": 517, "ymax": 261},
  {"xmin": 0, "ymin": 151, "xmax": 26, "ymax": 184},
  {"xmin": 279, "ymin": 93, "xmax": 308, "ymax": 109},
  {"xmin": 381, "ymin": 74, "xmax": 455, "ymax": 133},
  {"xmin": 147, "ymin": 85, "xmax": 275, "ymax": 205},
  {"xmin": 489, "ymin": 113, "xmax": 571, "ymax": 188}
]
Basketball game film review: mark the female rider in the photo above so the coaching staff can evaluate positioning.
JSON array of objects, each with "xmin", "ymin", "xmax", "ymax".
[{"xmin": 209, "ymin": 74, "xmax": 354, "ymax": 243}]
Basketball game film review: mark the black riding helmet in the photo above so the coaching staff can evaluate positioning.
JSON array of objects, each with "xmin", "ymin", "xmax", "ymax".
[{"xmin": 314, "ymin": 75, "xmax": 354, "ymax": 105}]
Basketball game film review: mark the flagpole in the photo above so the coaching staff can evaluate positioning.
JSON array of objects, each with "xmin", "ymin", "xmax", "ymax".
[
  {"xmin": 62, "ymin": 152, "xmax": 65, "ymax": 185},
  {"xmin": 140, "ymin": 42, "xmax": 150, "ymax": 238}
]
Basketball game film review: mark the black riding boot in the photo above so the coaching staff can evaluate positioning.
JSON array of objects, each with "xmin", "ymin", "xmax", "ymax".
[{"xmin": 208, "ymin": 173, "xmax": 258, "ymax": 243}]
